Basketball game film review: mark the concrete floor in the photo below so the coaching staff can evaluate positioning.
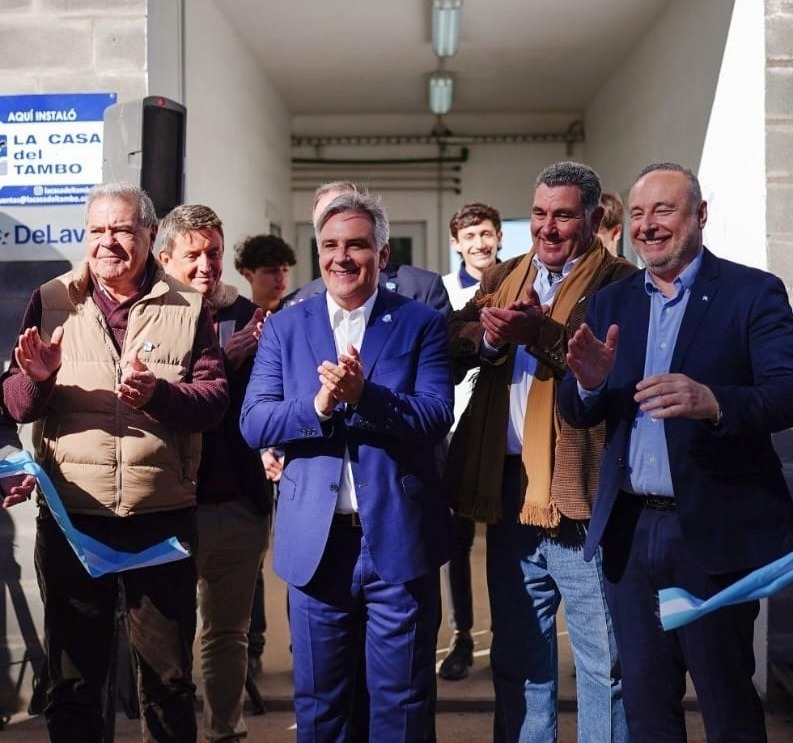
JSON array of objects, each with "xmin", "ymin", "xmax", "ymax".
[{"xmin": 3, "ymin": 527, "xmax": 793, "ymax": 741}]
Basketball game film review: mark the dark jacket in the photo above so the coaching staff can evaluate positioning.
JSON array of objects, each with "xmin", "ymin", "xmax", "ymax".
[
  {"xmin": 559, "ymin": 248, "xmax": 793, "ymax": 573},
  {"xmin": 198, "ymin": 295, "xmax": 273, "ymax": 516}
]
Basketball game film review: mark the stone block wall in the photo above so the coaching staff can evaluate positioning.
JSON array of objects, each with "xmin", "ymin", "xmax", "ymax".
[
  {"xmin": 767, "ymin": 0, "xmax": 793, "ymax": 290},
  {"xmin": 0, "ymin": 0, "xmax": 147, "ymax": 101}
]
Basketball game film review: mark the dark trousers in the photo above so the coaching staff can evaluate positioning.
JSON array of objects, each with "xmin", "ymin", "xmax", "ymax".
[
  {"xmin": 443, "ymin": 513, "xmax": 476, "ymax": 631},
  {"xmin": 35, "ymin": 507, "xmax": 198, "ymax": 743},
  {"xmin": 247, "ymin": 560, "xmax": 267, "ymax": 657},
  {"xmin": 289, "ymin": 524, "xmax": 439, "ymax": 743},
  {"xmin": 602, "ymin": 493, "xmax": 766, "ymax": 742}
]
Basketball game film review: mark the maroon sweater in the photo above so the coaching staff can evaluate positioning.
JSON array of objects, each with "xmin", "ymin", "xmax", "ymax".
[{"xmin": 2, "ymin": 256, "xmax": 228, "ymax": 435}]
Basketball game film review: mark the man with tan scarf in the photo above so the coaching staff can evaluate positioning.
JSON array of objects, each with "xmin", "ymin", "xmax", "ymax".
[{"xmin": 446, "ymin": 162, "xmax": 635, "ymax": 742}]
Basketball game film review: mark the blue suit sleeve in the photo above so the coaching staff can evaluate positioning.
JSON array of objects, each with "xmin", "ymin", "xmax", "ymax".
[
  {"xmin": 710, "ymin": 273, "xmax": 793, "ymax": 435},
  {"xmin": 350, "ymin": 311, "xmax": 454, "ymax": 443},
  {"xmin": 240, "ymin": 316, "xmax": 330, "ymax": 450}
]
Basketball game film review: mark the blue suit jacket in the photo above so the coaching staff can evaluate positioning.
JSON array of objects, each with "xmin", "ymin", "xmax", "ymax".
[
  {"xmin": 240, "ymin": 289, "xmax": 454, "ymax": 587},
  {"xmin": 284, "ymin": 262, "xmax": 452, "ymax": 316},
  {"xmin": 559, "ymin": 248, "xmax": 793, "ymax": 575}
]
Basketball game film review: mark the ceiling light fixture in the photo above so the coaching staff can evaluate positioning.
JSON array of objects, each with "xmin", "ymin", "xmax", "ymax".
[
  {"xmin": 429, "ymin": 71, "xmax": 454, "ymax": 116},
  {"xmin": 432, "ymin": 0, "xmax": 462, "ymax": 58}
]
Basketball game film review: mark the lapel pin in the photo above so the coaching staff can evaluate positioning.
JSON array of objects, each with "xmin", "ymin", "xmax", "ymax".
[
  {"xmin": 702, "ymin": 295, "xmax": 708, "ymax": 302},
  {"xmin": 386, "ymin": 281, "xmax": 397, "ymax": 291},
  {"xmin": 383, "ymin": 314, "xmax": 392, "ymax": 323}
]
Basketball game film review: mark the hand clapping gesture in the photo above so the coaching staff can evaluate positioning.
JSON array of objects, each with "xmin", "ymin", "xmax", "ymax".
[{"xmin": 15, "ymin": 326, "xmax": 64, "ymax": 382}]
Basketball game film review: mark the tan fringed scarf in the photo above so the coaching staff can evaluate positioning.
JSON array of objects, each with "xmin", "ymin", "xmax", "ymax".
[{"xmin": 477, "ymin": 240, "xmax": 610, "ymax": 528}]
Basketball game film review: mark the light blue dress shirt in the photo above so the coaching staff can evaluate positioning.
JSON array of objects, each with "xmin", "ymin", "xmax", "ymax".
[{"xmin": 624, "ymin": 249, "xmax": 704, "ymax": 496}]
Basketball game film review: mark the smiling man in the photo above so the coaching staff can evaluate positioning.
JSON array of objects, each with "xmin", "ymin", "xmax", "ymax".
[
  {"xmin": 443, "ymin": 201, "xmax": 502, "ymax": 306},
  {"xmin": 446, "ymin": 161, "xmax": 635, "ymax": 742},
  {"xmin": 158, "ymin": 204, "xmax": 272, "ymax": 743},
  {"xmin": 438, "ymin": 202, "xmax": 502, "ymax": 681},
  {"xmin": 2, "ymin": 183, "xmax": 228, "ymax": 743},
  {"xmin": 560, "ymin": 163, "xmax": 793, "ymax": 740},
  {"xmin": 241, "ymin": 191, "xmax": 454, "ymax": 743}
]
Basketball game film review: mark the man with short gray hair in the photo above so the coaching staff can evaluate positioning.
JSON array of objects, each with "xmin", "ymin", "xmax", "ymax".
[
  {"xmin": 241, "ymin": 190, "xmax": 453, "ymax": 743},
  {"xmin": 561, "ymin": 162, "xmax": 793, "ymax": 740},
  {"xmin": 2, "ymin": 183, "xmax": 229, "ymax": 743},
  {"xmin": 447, "ymin": 161, "xmax": 633, "ymax": 742}
]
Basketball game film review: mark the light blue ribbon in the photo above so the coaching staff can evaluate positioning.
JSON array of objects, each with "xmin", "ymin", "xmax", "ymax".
[
  {"xmin": 659, "ymin": 550, "xmax": 793, "ymax": 630},
  {"xmin": 0, "ymin": 450, "xmax": 190, "ymax": 578}
]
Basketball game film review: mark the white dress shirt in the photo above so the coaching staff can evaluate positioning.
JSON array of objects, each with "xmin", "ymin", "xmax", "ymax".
[{"xmin": 322, "ymin": 289, "xmax": 378, "ymax": 513}]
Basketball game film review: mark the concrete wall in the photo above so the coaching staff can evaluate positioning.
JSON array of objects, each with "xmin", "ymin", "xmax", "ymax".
[
  {"xmin": 0, "ymin": 1, "xmax": 293, "ymax": 299},
  {"xmin": 699, "ymin": 0, "xmax": 765, "ymax": 269},
  {"xmin": 0, "ymin": 0, "xmax": 148, "ymax": 100}
]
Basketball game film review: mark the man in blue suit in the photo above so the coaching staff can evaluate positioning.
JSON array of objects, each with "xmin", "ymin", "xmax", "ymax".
[
  {"xmin": 284, "ymin": 181, "xmax": 452, "ymax": 317},
  {"xmin": 559, "ymin": 162, "xmax": 793, "ymax": 740},
  {"xmin": 241, "ymin": 190, "xmax": 454, "ymax": 743},
  {"xmin": 286, "ymin": 261, "xmax": 451, "ymax": 316}
]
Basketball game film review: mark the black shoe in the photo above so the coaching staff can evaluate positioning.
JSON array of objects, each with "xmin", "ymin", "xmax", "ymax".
[{"xmin": 438, "ymin": 633, "xmax": 474, "ymax": 680}]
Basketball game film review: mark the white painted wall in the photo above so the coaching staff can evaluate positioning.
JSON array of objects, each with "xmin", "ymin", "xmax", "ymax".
[
  {"xmin": 291, "ymin": 113, "xmax": 584, "ymax": 284},
  {"xmin": 178, "ymin": 0, "xmax": 293, "ymax": 295},
  {"xmin": 584, "ymin": 0, "xmax": 737, "ymax": 260},
  {"xmin": 699, "ymin": 0, "xmax": 766, "ymax": 269}
]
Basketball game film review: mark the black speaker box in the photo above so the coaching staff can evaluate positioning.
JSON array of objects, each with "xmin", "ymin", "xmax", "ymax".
[{"xmin": 102, "ymin": 96, "xmax": 186, "ymax": 218}]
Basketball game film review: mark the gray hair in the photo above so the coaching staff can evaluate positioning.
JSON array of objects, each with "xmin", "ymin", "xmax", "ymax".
[
  {"xmin": 85, "ymin": 182, "xmax": 158, "ymax": 228},
  {"xmin": 158, "ymin": 204, "xmax": 224, "ymax": 256},
  {"xmin": 535, "ymin": 161, "xmax": 602, "ymax": 215},
  {"xmin": 315, "ymin": 191, "xmax": 389, "ymax": 248},
  {"xmin": 635, "ymin": 162, "xmax": 702, "ymax": 209},
  {"xmin": 312, "ymin": 181, "xmax": 368, "ymax": 214}
]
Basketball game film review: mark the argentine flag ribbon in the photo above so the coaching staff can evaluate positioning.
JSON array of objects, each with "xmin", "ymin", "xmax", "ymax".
[
  {"xmin": 659, "ymin": 550, "xmax": 793, "ymax": 631},
  {"xmin": 0, "ymin": 450, "xmax": 190, "ymax": 578}
]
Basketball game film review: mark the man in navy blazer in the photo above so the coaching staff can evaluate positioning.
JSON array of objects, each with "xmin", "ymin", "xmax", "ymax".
[
  {"xmin": 241, "ymin": 190, "xmax": 454, "ymax": 743},
  {"xmin": 559, "ymin": 163, "xmax": 793, "ymax": 740}
]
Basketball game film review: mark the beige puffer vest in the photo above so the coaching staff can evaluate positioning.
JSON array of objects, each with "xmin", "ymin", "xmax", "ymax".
[{"xmin": 32, "ymin": 261, "xmax": 203, "ymax": 516}]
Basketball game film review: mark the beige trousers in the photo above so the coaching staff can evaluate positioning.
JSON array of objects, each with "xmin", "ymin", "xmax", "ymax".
[{"xmin": 196, "ymin": 499, "xmax": 270, "ymax": 742}]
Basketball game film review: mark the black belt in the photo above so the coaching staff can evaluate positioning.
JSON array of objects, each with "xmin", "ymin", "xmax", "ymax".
[
  {"xmin": 640, "ymin": 494, "xmax": 676, "ymax": 511},
  {"xmin": 332, "ymin": 511, "xmax": 362, "ymax": 528},
  {"xmin": 620, "ymin": 490, "xmax": 676, "ymax": 511}
]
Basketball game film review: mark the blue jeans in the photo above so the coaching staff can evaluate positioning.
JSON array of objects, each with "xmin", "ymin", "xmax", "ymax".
[{"xmin": 486, "ymin": 460, "xmax": 627, "ymax": 743}]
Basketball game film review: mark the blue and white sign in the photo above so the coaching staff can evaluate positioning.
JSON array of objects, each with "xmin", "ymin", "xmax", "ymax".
[{"xmin": 0, "ymin": 93, "xmax": 116, "ymax": 207}]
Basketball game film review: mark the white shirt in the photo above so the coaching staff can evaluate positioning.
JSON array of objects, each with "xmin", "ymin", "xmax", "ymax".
[
  {"xmin": 322, "ymin": 289, "xmax": 378, "ymax": 513},
  {"xmin": 443, "ymin": 271, "xmax": 482, "ymax": 430}
]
